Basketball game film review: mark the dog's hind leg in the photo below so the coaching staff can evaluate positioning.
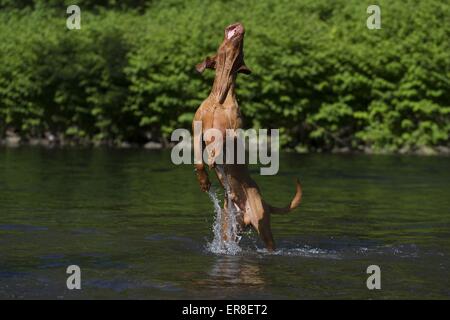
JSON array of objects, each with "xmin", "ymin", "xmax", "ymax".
[
  {"xmin": 222, "ymin": 194, "xmax": 245, "ymax": 243},
  {"xmin": 246, "ymin": 196, "xmax": 276, "ymax": 251},
  {"xmin": 255, "ymin": 216, "xmax": 275, "ymax": 251}
]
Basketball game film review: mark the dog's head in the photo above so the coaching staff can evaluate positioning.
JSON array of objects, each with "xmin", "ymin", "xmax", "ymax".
[
  {"xmin": 196, "ymin": 23, "xmax": 251, "ymax": 102},
  {"xmin": 196, "ymin": 23, "xmax": 251, "ymax": 75}
]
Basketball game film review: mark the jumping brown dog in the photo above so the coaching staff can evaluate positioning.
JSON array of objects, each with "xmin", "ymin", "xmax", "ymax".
[{"xmin": 193, "ymin": 23, "xmax": 302, "ymax": 251}]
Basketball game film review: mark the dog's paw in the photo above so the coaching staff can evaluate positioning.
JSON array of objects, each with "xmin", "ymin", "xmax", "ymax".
[
  {"xmin": 199, "ymin": 179, "xmax": 211, "ymax": 192},
  {"xmin": 196, "ymin": 171, "xmax": 211, "ymax": 192}
]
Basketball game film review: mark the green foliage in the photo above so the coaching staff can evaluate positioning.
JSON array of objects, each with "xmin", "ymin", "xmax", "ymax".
[
  {"xmin": 0, "ymin": 0, "xmax": 152, "ymax": 11},
  {"xmin": 0, "ymin": 0, "xmax": 449, "ymax": 151}
]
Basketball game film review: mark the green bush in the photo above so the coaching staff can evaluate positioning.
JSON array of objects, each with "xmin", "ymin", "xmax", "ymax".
[{"xmin": 0, "ymin": 0, "xmax": 449, "ymax": 151}]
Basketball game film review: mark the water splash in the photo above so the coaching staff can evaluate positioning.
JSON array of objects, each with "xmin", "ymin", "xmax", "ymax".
[
  {"xmin": 256, "ymin": 246, "xmax": 340, "ymax": 259},
  {"xmin": 206, "ymin": 166, "xmax": 242, "ymax": 255}
]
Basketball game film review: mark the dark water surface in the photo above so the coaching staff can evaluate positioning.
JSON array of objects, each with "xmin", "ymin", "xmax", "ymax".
[{"xmin": 0, "ymin": 147, "xmax": 449, "ymax": 299}]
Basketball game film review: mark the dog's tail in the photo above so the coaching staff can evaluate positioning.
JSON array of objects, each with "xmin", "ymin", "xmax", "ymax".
[{"xmin": 267, "ymin": 178, "xmax": 302, "ymax": 215}]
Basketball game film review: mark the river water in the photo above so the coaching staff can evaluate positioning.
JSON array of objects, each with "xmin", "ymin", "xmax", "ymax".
[{"xmin": 0, "ymin": 147, "xmax": 449, "ymax": 299}]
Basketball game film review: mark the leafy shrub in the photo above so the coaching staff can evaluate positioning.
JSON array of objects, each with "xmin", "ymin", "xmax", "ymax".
[{"xmin": 0, "ymin": 0, "xmax": 449, "ymax": 151}]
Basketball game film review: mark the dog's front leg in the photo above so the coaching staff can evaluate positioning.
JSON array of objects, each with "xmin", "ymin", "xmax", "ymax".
[
  {"xmin": 193, "ymin": 115, "xmax": 211, "ymax": 192},
  {"xmin": 195, "ymin": 163, "xmax": 211, "ymax": 192}
]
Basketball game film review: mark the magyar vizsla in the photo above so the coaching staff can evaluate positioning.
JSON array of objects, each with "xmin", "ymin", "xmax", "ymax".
[{"xmin": 193, "ymin": 23, "xmax": 302, "ymax": 251}]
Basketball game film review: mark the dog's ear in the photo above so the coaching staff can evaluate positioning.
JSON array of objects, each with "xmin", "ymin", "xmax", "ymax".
[
  {"xmin": 195, "ymin": 55, "xmax": 217, "ymax": 73},
  {"xmin": 237, "ymin": 63, "xmax": 252, "ymax": 75}
]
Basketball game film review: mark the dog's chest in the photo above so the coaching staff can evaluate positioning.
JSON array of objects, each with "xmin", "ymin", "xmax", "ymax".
[{"xmin": 203, "ymin": 103, "xmax": 242, "ymax": 134}]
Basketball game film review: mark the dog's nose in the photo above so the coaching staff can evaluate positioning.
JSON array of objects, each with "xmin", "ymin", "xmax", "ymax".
[{"xmin": 225, "ymin": 23, "xmax": 245, "ymax": 39}]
